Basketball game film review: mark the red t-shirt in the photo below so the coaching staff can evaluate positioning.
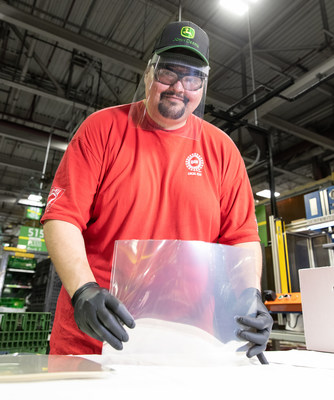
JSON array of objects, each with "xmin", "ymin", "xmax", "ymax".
[{"xmin": 41, "ymin": 102, "xmax": 259, "ymax": 354}]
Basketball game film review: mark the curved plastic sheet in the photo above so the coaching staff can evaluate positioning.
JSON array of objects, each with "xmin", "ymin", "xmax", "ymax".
[{"xmin": 104, "ymin": 240, "xmax": 258, "ymax": 366}]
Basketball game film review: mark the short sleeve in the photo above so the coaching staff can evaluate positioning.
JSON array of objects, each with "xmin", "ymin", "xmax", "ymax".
[{"xmin": 41, "ymin": 118, "xmax": 104, "ymax": 231}]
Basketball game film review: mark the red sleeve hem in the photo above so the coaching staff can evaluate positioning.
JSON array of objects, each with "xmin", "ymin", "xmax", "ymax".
[
  {"xmin": 218, "ymin": 234, "xmax": 260, "ymax": 246},
  {"xmin": 40, "ymin": 214, "xmax": 84, "ymax": 232}
]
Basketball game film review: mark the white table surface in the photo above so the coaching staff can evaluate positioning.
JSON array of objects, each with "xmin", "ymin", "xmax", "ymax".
[
  {"xmin": 1, "ymin": 320, "xmax": 333, "ymax": 398},
  {"xmin": 0, "ymin": 349, "xmax": 333, "ymax": 399}
]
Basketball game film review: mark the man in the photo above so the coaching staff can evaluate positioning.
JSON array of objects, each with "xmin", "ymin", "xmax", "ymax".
[{"xmin": 42, "ymin": 20, "xmax": 272, "ymax": 357}]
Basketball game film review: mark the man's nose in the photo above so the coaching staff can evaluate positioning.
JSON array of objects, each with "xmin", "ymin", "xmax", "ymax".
[{"xmin": 170, "ymin": 78, "xmax": 184, "ymax": 91}]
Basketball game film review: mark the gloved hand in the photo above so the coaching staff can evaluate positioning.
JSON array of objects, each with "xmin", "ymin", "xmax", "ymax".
[
  {"xmin": 235, "ymin": 289, "xmax": 273, "ymax": 358},
  {"xmin": 71, "ymin": 282, "xmax": 135, "ymax": 350}
]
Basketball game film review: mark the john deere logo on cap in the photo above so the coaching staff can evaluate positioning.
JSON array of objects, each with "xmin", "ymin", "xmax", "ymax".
[{"xmin": 181, "ymin": 26, "xmax": 195, "ymax": 39}]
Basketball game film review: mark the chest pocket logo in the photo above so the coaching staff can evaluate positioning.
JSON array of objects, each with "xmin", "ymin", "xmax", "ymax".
[{"xmin": 185, "ymin": 153, "xmax": 204, "ymax": 176}]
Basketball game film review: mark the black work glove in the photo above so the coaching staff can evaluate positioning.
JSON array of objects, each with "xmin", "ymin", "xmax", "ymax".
[
  {"xmin": 72, "ymin": 282, "xmax": 135, "ymax": 350},
  {"xmin": 235, "ymin": 289, "xmax": 273, "ymax": 359}
]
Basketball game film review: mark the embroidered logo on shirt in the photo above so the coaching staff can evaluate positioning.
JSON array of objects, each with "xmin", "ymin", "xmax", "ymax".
[
  {"xmin": 185, "ymin": 153, "xmax": 204, "ymax": 176},
  {"xmin": 45, "ymin": 187, "xmax": 65, "ymax": 212}
]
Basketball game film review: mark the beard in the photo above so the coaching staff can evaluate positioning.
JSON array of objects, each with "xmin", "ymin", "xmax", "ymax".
[{"xmin": 158, "ymin": 91, "xmax": 190, "ymax": 120}]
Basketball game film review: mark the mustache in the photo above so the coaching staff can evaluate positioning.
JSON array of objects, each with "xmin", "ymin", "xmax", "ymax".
[{"xmin": 160, "ymin": 91, "xmax": 189, "ymax": 105}]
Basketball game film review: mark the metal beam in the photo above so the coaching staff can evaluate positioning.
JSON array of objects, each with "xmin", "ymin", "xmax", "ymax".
[
  {"xmin": 0, "ymin": 1, "xmax": 147, "ymax": 75},
  {"xmin": 0, "ymin": 120, "xmax": 68, "ymax": 152},
  {"xmin": 0, "ymin": 68, "xmax": 230, "ymax": 112},
  {"xmin": 0, "ymin": 208, "xmax": 24, "ymax": 219},
  {"xmin": 0, "ymin": 77, "xmax": 95, "ymax": 113},
  {"xmin": 244, "ymin": 156, "xmax": 313, "ymax": 183},
  {"xmin": 262, "ymin": 114, "xmax": 334, "ymax": 152},
  {"xmin": 0, "ymin": 113, "xmax": 68, "ymax": 138},
  {"xmin": 0, "ymin": 2, "xmax": 238, "ymax": 110},
  {"xmin": 0, "ymin": 1, "xmax": 293, "ymax": 110},
  {"xmin": 0, "ymin": 152, "xmax": 42, "ymax": 173},
  {"xmin": 11, "ymin": 24, "xmax": 65, "ymax": 96},
  {"xmin": 254, "ymin": 55, "xmax": 334, "ymax": 119}
]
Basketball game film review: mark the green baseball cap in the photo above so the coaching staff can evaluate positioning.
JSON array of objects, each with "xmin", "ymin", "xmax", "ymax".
[{"xmin": 152, "ymin": 21, "xmax": 210, "ymax": 66}]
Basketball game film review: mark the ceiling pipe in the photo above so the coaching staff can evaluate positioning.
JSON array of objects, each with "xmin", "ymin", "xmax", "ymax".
[
  {"xmin": 247, "ymin": 10, "xmax": 258, "ymax": 125},
  {"xmin": 40, "ymin": 133, "xmax": 52, "ymax": 191},
  {"xmin": 267, "ymin": 133, "xmax": 278, "ymax": 218},
  {"xmin": 178, "ymin": 0, "xmax": 182, "ymax": 21}
]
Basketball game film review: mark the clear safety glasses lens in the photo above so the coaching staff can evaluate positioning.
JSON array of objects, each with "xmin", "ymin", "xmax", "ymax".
[{"xmin": 154, "ymin": 68, "xmax": 205, "ymax": 91}]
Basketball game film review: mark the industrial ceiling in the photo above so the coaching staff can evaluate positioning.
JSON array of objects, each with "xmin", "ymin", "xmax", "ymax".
[{"xmin": 1, "ymin": 0, "xmax": 334, "ymax": 242}]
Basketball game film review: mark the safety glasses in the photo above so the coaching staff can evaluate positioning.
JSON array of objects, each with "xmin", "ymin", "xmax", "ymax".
[{"xmin": 154, "ymin": 66, "xmax": 206, "ymax": 91}]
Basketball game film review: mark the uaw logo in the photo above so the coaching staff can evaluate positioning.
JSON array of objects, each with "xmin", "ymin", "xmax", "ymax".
[
  {"xmin": 45, "ymin": 186, "xmax": 65, "ymax": 212},
  {"xmin": 185, "ymin": 153, "xmax": 204, "ymax": 176}
]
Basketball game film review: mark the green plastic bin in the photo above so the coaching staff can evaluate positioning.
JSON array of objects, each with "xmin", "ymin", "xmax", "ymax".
[{"xmin": 0, "ymin": 312, "xmax": 51, "ymax": 354}]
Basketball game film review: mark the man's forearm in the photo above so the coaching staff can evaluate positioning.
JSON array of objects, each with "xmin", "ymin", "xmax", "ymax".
[{"xmin": 43, "ymin": 220, "xmax": 96, "ymax": 297}]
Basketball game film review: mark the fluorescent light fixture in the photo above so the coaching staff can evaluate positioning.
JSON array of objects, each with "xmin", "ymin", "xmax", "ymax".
[
  {"xmin": 256, "ymin": 189, "xmax": 280, "ymax": 199},
  {"xmin": 18, "ymin": 193, "xmax": 45, "ymax": 207},
  {"xmin": 28, "ymin": 194, "xmax": 43, "ymax": 202},
  {"xmin": 18, "ymin": 198, "xmax": 45, "ymax": 207}
]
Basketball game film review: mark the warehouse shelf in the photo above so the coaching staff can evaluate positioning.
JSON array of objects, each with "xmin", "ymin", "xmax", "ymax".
[
  {"xmin": 0, "ymin": 247, "xmax": 48, "ymax": 310},
  {"xmin": 28, "ymin": 258, "xmax": 62, "ymax": 330},
  {"xmin": 269, "ymin": 329, "xmax": 306, "ymax": 351},
  {"xmin": 285, "ymin": 214, "xmax": 334, "ymax": 233},
  {"xmin": 4, "ymin": 284, "xmax": 32, "ymax": 289},
  {"xmin": 270, "ymin": 329, "xmax": 305, "ymax": 343},
  {"xmin": 7, "ymin": 268, "xmax": 35, "ymax": 274}
]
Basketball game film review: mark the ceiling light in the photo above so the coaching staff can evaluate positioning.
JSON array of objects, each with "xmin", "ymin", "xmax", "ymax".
[
  {"xmin": 18, "ymin": 198, "xmax": 45, "ymax": 207},
  {"xmin": 256, "ymin": 189, "xmax": 280, "ymax": 199},
  {"xmin": 18, "ymin": 193, "xmax": 45, "ymax": 207},
  {"xmin": 28, "ymin": 194, "xmax": 43, "ymax": 202},
  {"xmin": 220, "ymin": 0, "xmax": 249, "ymax": 16},
  {"xmin": 220, "ymin": 0, "xmax": 260, "ymax": 16}
]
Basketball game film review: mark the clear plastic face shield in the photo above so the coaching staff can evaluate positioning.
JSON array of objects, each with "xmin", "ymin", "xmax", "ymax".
[
  {"xmin": 129, "ymin": 52, "xmax": 209, "ymax": 140},
  {"xmin": 103, "ymin": 240, "xmax": 258, "ymax": 366}
]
